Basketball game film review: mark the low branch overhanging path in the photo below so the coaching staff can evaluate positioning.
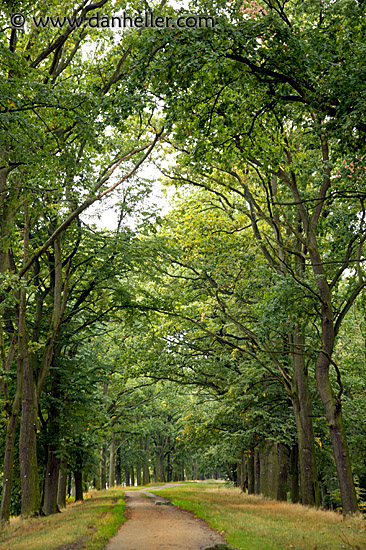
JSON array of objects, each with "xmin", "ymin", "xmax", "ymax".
[{"xmin": 104, "ymin": 483, "xmax": 229, "ymax": 550}]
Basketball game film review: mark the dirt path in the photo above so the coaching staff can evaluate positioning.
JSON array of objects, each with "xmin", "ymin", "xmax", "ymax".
[{"xmin": 104, "ymin": 484, "xmax": 227, "ymax": 550}]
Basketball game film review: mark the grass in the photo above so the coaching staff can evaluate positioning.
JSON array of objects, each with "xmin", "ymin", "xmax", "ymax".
[
  {"xmin": 0, "ymin": 487, "xmax": 125, "ymax": 550},
  {"xmin": 155, "ymin": 482, "xmax": 366, "ymax": 550}
]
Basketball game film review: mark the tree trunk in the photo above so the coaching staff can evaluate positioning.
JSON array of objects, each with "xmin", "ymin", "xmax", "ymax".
[
  {"xmin": 254, "ymin": 448, "xmax": 260, "ymax": 495},
  {"xmin": 143, "ymin": 435, "xmax": 149, "ymax": 485},
  {"xmin": 94, "ymin": 476, "xmax": 101, "ymax": 490},
  {"xmin": 276, "ymin": 443, "xmax": 289, "ymax": 501},
  {"xmin": 83, "ymin": 473, "xmax": 88, "ymax": 493},
  {"xmin": 101, "ymin": 445, "xmax": 107, "ymax": 490},
  {"xmin": 157, "ymin": 454, "xmax": 164, "ymax": 482},
  {"xmin": 74, "ymin": 471, "xmax": 83, "ymax": 502},
  {"xmin": 109, "ymin": 438, "xmax": 115, "ymax": 488},
  {"xmin": 291, "ymin": 329, "xmax": 320, "ymax": 507},
  {"xmin": 125, "ymin": 467, "xmax": 130, "ymax": 487},
  {"xmin": 130, "ymin": 466, "xmax": 135, "ymax": 487},
  {"xmin": 225, "ymin": 463, "xmax": 233, "ymax": 482},
  {"xmin": 19, "ymin": 326, "xmax": 40, "ymax": 516},
  {"xmin": 0, "ymin": 369, "xmax": 21, "ymax": 523},
  {"xmin": 116, "ymin": 446, "xmax": 121, "ymax": 486},
  {"xmin": 247, "ymin": 450, "xmax": 255, "ymax": 494},
  {"xmin": 57, "ymin": 463, "xmax": 67, "ymax": 509},
  {"xmin": 237, "ymin": 459, "xmax": 242, "ymax": 489},
  {"xmin": 67, "ymin": 472, "xmax": 72, "ymax": 498},
  {"xmin": 143, "ymin": 465, "xmax": 149, "ymax": 485},
  {"xmin": 43, "ymin": 447, "xmax": 60, "ymax": 515},
  {"xmin": 289, "ymin": 444, "xmax": 300, "ymax": 503},
  {"xmin": 259, "ymin": 446, "xmax": 269, "ymax": 497},
  {"xmin": 136, "ymin": 464, "xmax": 141, "ymax": 486},
  {"xmin": 268, "ymin": 442, "xmax": 278, "ymax": 499},
  {"xmin": 316, "ymin": 354, "xmax": 358, "ymax": 514},
  {"xmin": 309, "ymin": 228, "xmax": 358, "ymax": 514}
]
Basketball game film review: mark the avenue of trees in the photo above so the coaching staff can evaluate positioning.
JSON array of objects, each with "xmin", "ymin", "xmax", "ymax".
[{"xmin": 1, "ymin": 0, "xmax": 366, "ymax": 522}]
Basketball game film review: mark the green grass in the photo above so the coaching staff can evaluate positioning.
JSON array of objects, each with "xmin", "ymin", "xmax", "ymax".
[
  {"xmin": 155, "ymin": 482, "xmax": 366, "ymax": 550},
  {"xmin": 0, "ymin": 488, "xmax": 125, "ymax": 550}
]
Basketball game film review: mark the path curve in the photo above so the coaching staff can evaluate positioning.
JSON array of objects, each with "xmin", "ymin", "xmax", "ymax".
[{"xmin": 104, "ymin": 484, "xmax": 226, "ymax": 550}]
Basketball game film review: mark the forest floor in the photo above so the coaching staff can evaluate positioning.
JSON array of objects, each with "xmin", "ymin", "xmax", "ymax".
[{"xmin": 104, "ymin": 483, "xmax": 229, "ymax": 550}]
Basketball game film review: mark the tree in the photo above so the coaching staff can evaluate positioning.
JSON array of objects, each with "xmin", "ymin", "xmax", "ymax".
[
  {"xmin": 134, "ymin": 0, "xmax": 366, "ymax": 513},
  {"xmin": 0, "ymin": 0, "xmax": 165, "ymax": 518}
]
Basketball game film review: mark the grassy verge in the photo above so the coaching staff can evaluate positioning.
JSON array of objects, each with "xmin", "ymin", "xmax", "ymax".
[
  {"xmin": 0, "ymin": 487, "xmax": 125, "ymax": 550},
  {"xmin": 155, "ymin": 482, "xmax": 366, "ymax": 550}
]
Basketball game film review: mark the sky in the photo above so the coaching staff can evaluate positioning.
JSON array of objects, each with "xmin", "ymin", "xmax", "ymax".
[
  {"xmin": 83, "ymin": 162, "xmax": 174, "ymax": 230},
  {"xmin": 82, "ymin": 0, "xmax": 192, "ymax": 229}
]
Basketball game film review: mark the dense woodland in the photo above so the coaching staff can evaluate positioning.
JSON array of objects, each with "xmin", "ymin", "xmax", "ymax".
[{"xmin": 1, "ymin": 0, "xmax": 366, "ymax": 522}]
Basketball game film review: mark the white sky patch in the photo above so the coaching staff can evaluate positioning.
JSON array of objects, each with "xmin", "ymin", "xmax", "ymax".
[{"xmin": 83, "ymin": 161, "xmax": 174, "ymax": 230}]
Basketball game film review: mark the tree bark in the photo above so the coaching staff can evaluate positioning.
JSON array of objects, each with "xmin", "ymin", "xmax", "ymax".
[
  {"xmin": 289, "ymin": 444, "xmax": 300, "ymax": 503},
  {"xmin": 247, "ymin": 451, "xmax": 254, "ymax": 494},
  {"xmin": 116, "ymin": 446, "xmax": 121, "ymax": 486},
  {"xmin": 124, "ymin": 467, "xmax": 130, "ymax": 487},
  {"xmin": 316, "ymin": 353, "xmax": 358, "ymax": 514},
  {"xmin": 143, "ymin": 464, "xmax": 150, "ymax": 485},
  {"xmin": 130, "ymin": 466, "xmax": 135, "ymax": 487},
  {"xmin": 43, "ymin": 447, "xmax": 60, "ymax": 515},
  {"xmin": 74, "ymin": 471, "xmax": 83, "ymax": 502},
  {"xmin": 276, "ymin": 443, "xmax": 289, "ymax": 501},
  {"xmin": 57, "ymin": 462, "xmax": 67, "ymax": 509},
  {"xmin": 101, "ymin": 445, "xmax": 107, "ymax": 490},
  {"xmin": 309, "ymin": 237, "xmax": 358, "ymax": 514},
  {"xmin": 136, "ymin": 464, "xmax": 141, "ymax": 486},
  {"xmin": 0, "ymin": 346, "xmax": 22, "ymax": 523},
  {"xmin": 109, "ymin": 437, "xmax": 115, "ymax": 488},
  {"xmin": 142, "ymin": 435, "xmax": 149, "ymax": 485},
  {"xmin": 254, "ymin": 448, "xmax": 260, "ymax": 495},
  {"xmin": 291, "ymin": 329, "xmax": 320, "ymax": 507},
  {"xmin": 268, "ymin": 443, "xmax": 278, "ymax": 499},
  {"xmin": 19, "ymin": 288, "xmax": 41, "ymax": 517}
]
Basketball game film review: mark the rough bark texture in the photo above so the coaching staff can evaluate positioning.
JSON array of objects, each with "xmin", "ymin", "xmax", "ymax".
[
  {"xmin": 291, "ymin": 330, "xmax": 320, "ymax": 507},
  {"xmin": 0, "ymin": 342, "xmax": 21, "ymax": 523},
  {"xmin": 43, "ymin": 448, "xmax": 60, "ymax": 515},
  {"xmin": 259, "ymin": 448, "xmax": 267, "ymax": 496},
  {"xmin": 306, "ymin": 172, "xmax": 358, "ymax": 514},
  {"xmin": 125, "ymin": 467, "xmax": 130, "ymax": 487},
  {"xmin": 116, "ymin": 446, "xmax": 121, "ymax": 486},
  {"xmin": 316, "ymin": 354, "xmax": 358, "ymax": 514},
  {"xmin": 0, "ymin": 404, "xmax": 20, "ymax": 522},
  {"xmin": 101, "ymin": 445, "xmax": 107, "ymax": 490},
  {"xmin": 143, "ymin": 464, "xmax": 150, "ymax": 485},
  {"xmin": 311, "ymin": 245, "xmax": 358, "ymax": 513},
  {"xmin": 19, "ymin": 291, "xmax": 41, "ymax": 517},
  {"xmin": 276, "ymin": 443, "xmax": 289, "ymax": 501},
  {"xmin": 143, "ymin": 435, "xmax": 150, "ymax": 485},
  {"xmin": 289, "ymin": 444, "xmax": 300, "ymax": 504},
  {"xmin": 109, "ymin": 438, "xmax": 115, "ymax": 488},
  {"xmin": 74, "ymin": 471, "xmax": 83, "ymax": 502},
  {"xmin": 57, "ymin": 464, "xmax": 67, "ymax": 509},
  {"xmin": 136, "ymin": 465, "xmax": 141, "ymax": 486},
  {"xmin": 247, "ymin": 451, "xmax": 255, "ymax": 494},
  {"xmin": 254, "ymin": 448, "xmax": 260, "ymax": 495}
]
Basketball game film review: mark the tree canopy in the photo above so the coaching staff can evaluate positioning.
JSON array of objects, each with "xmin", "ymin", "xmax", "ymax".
[{"xmin": 1, "ymin": 0, "xmax": 366, "ymax": 520}]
